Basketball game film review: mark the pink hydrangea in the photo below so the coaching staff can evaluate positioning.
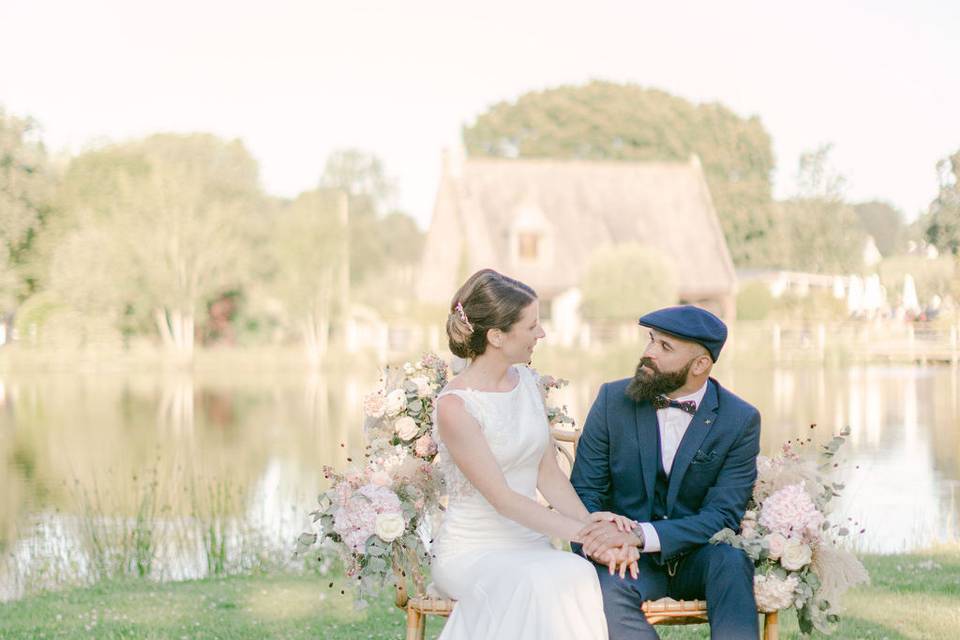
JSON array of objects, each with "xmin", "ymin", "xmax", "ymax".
[
  {"xmin": 332, "ymin": 483, "xmax": 404, "ymax": 552},
  {"xmin": 759, "ymin": 482, "xmax": 824, "ymax": 543},
  {"xmin": 754, "ymin": 573, "xmax": 799, "ymax": 612}
]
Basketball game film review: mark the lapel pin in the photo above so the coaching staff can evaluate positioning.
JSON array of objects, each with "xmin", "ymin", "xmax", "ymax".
[{"xmin": 704, "ymin": 419, "xmax": 712, "ymax": 425}]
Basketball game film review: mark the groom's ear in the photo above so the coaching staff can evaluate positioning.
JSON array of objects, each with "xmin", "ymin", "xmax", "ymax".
[{"xmin": 691, "ymin": 352, "xmax": 713, "ymax": 376}]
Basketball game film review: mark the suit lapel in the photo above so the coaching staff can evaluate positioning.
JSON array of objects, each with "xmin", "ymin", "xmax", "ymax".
[
  {"xmin": 635, "ymin": 400, "xmax": 658, "ymax": 508},
  {"xmin": 666, "ymin": 380, "xmax": 720, "ymax": 513}
]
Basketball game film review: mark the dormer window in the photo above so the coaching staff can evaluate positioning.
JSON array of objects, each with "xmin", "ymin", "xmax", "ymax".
[
  {"xmin": 518, "ymin": 232, "xmax": 540, "ymax": 261},
  {"xmin": 509, "ymin": 201, "xmax": 553, "ymax": 267}
]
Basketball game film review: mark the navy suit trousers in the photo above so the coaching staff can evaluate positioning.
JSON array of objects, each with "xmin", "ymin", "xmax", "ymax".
[{"xmin": 593, "ymin": 543, "xmax": 758, "ymax": 640}]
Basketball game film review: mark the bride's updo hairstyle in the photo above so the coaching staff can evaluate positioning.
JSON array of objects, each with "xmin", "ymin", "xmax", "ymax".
[{"xmin": 447, "ymin": 269, "xmax": 537, "ymax": 359}]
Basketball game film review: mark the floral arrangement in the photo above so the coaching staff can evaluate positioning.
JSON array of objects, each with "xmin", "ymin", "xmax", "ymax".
[
  {"xmin": 297, "ymin": 353, "xmax": 574, "ymax": 604},
  {"xmin": 536, "ymin": 374, "xmax": 576, "ymax": 428},
  {"xmin": 711, "ymin": 426, "xmax": 870, "ymax": 635},
  {"xmin": 296, "ymin": 353, "xmax": 448, "ymax": 603}
]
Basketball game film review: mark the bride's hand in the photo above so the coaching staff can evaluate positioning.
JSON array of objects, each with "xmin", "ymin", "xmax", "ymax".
[{"xmin": 587, "ymin": 511, "xmax": 638, "ymax": 533}]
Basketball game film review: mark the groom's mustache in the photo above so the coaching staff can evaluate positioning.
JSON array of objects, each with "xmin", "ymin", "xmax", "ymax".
[{"xmin": 637, "ymin": 357, "xmax": 660, "ymax": 375}]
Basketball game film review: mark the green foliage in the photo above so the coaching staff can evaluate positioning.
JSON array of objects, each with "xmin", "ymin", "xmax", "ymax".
[
  {"xmin": 920, "ymin": 149, "xmax": 960, "ymax": 256},
  {"xmin": 319, "ymin": 149, "xmax": 395, "ymax": 286},
  {"xmin": 47, "ymin": 133, "xmax": 264, "ymax": 355},
  {"xmin": 777, "ymin": 199, "xmax": 867, "ymax": 273},
  {"xmin": 853, "ymin": 200, "xmax": 905, "ymax": 256},
  {"xmin": 1, "ymin": 553, "xmax": 958, "ymax": 639},
  {"xmin": 261, "ymin": 188, "xmax": 348, "ymax": 313},
  {"xmin": 770, "ymin": 290, "xmax": 848, "ymax": 323},
  {"xmin": 777, "ymin": 146, "xmax": 867, "ymax": 273},
  {"xmin": 256, "ymin": 188, "xmax": 348, "ymax": 362},
  {"xmin": 377, "ymin": 211, "xmax": 424, "ymax": 267},
  {"xmin": 317, "ymin": 150, "xmax": 424, "ymax": 317},
  {"xmin": 0, "ymin": 108, "xmax": 55, "ymax": 308},
  {"xmin": 579, "ymin": 243, "xmax": 678, "ymax": 321},
  {"xmin": 462, "ymin": 81, "xmax": 778, "ymax": 267},
  {"xmin": 736, "ymin": 281, "xmax": 776, "ymax": 321}
]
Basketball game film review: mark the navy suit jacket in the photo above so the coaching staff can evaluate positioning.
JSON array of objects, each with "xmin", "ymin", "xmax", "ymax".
[{"xmin": 570, "ymin": 377, "xmax": 760, "ymax": 565}]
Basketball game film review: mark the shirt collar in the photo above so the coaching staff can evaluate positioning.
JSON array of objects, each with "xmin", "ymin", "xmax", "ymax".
[{"xmin": 670, "ymin": 380, "xmax": 709, "ymax": 406}]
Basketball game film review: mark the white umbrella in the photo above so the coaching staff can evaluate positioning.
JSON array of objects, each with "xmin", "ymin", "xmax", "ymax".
[{"xmin": 902, "ymin": 274, "xmax": 920, "ymax": 315}]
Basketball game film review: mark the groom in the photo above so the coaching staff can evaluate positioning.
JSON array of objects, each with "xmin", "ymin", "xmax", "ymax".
[{"xmin": 571, "ymin": 305, "xmax": 760, "ymax": 639}]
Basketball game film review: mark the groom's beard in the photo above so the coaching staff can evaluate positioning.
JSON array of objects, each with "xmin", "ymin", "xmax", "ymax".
[{"xmin": 625, "ymin": 357, "xmax": 693, "ymax": 403}]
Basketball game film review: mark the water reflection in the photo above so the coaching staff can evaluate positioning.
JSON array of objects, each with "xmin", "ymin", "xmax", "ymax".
[{"xmin": 0, "ymin": 358, "xmax": 957, "ymax": 600}]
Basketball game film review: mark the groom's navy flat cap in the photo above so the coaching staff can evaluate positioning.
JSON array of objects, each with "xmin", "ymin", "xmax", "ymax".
[{"xmin": 638, "ymin": 305, "xmax": 728, "ymax": 362}]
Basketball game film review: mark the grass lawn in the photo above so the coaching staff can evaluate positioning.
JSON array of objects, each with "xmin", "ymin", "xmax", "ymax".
[{"xmin": 1, "ymin": 551, "xmax": 957, "ymax": 639}]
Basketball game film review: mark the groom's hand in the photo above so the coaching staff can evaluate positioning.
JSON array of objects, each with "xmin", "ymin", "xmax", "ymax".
[{"xmin": 594, "ymin": 544, "xmax": 640, "ymax": 579}]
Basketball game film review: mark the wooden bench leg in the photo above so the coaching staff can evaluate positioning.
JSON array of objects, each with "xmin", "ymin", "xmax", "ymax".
[
  {"xmin": 762, "ymin": 610, "xmax": 779, "ymax": 640},
  {"xmin": 406, "ymin": 606, "xmax": 424, "ymax": 640}
]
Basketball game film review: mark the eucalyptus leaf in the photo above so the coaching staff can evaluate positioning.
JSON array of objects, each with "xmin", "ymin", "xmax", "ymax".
[{"xmin": 366, "ymin": 556, "xmax": 387, "ymax": 573}]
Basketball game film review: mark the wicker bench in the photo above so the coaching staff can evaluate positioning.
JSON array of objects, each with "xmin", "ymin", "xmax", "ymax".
[
  {"xmin": 394, "ymin": 427, "xmax": 779, "ymax": 640},
  {"xmin": 395, "ymin": 591, "xmax": 778, "ymax": 640}
]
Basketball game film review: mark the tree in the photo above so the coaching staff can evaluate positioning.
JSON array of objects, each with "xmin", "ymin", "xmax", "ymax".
[
  {"xmin": 579, "ymin": 243, "xmax": 678, "ymax": 321},
  {"xmin": 853, "ymin": 200, "xmax": 904, "ymax": 257},
  {"xmin": 776, "ymin": 145, "xmax": 867, "ymax": 274},
  {"xmin": 51, "ymin": 134, "xmax": 263, "ymax": 359},
  {"xmin": 261, "ymin": 189, "xmax": 348, "ymax": 366},
  {"xmin": 0, "ymin": 108, "xmax": 54, "ymax": 311},
  {"xmin": 462, "ymin": 81, "xmax": 778, "ymax": 266},
  {"xmin": 921, "ymin": 149, "xmax": 960, "ymax": 256},
  {"xmin": 319, "ymin": 149, "xmax": 395, "ymax": 285}
]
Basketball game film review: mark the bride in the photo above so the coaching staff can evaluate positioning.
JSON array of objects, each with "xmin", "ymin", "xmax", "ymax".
[{"xmin": 430, "ymin": 268, "xmax": 637, "ymax": 639}]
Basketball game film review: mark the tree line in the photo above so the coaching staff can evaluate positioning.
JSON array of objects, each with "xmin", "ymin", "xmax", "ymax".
[
  {"xmin": 0, "ymin": 112, "xmax": 423, "ymax": 361},
  {"xmin": 2, "ymin": 82, "xmax": 957, "ymax": 355},
  {"xmin": 463, "ymin": 81, "xmax": 959, "ymax": 271}
]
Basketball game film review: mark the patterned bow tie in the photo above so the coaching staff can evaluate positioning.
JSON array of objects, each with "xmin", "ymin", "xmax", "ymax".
[{"xmin": 652, "ymin": 395, "xmax": 697, "ymax": 415}]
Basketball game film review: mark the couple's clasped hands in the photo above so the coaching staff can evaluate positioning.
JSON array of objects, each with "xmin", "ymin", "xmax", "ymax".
[{"xmin": 577, "ymin": 512, "xmax": 642, "ymax": 580}]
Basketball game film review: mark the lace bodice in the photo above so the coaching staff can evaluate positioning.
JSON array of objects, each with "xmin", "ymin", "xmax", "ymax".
[{"xmin": 429, "ymin": 366, "xmax": 551, "ymax": 560}]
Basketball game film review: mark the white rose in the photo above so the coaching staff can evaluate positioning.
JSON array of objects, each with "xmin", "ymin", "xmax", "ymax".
[
  {"xmin": 765, "ymin": 533, "xmax": 787, "ymax": 560},
  {"xmin": 410, "ymin": 376, "xmax": 432, "ymax": 398},
  {"xmin": 384, "ymin": 389, "xmax": 407, "ymax": 416},
  {"xmin": 781, "ymin": 539, "xmax": 813, "ymax": 571},
  {"xmin": 741, "ymin": 522, "xmax": 757, "ymax": 540},
  {"xmin": 403, "ymin": 362, "xmax": 415, "ymax": 374},
  {"xmin": 375, "ymin": 512, "xmax": 406, "ymax": 542},
  {"xmin": 394, "ymin": 416, "xmax": 419, "ymax": 441}
]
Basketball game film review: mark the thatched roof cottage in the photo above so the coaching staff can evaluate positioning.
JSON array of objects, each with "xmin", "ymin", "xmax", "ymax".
[{"xmin": 417, "ymin": 153, "xmax": 737, "ymax": 334}]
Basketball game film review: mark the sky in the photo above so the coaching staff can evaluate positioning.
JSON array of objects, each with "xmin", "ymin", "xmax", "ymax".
[{"xmin": 1, "ymin": 0, "xmax": 957, "ymax": 227}]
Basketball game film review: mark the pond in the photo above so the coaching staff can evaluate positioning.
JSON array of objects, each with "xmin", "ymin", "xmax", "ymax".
[{"xmin": 1, "ymin": 352, "xmax": 957, "ymax": 600}]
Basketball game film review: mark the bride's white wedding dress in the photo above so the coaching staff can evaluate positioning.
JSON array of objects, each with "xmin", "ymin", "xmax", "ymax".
[{"xmin": 430, "ymin": 365, "xmax": 607, "ymax": 639}]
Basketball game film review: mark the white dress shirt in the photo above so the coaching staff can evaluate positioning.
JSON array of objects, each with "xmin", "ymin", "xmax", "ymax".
[{"xmin": 637, "ymin": 381, "xmax": 709, "ymax": 553}]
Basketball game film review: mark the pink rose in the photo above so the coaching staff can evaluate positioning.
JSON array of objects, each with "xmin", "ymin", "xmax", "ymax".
[{"xmin": 414, "ymin": 434, "xmax": 438, "ymax": 458}]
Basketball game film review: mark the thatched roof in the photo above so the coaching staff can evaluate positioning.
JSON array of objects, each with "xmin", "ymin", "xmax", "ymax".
[{"xmin": 417, "ymin": 155, "xmax": 736, "ymax": 306}]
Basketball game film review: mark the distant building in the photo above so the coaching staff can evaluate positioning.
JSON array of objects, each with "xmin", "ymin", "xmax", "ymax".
[{"xmin": 417, "ymin": 153, "xmax": 737, "ymax": 334}]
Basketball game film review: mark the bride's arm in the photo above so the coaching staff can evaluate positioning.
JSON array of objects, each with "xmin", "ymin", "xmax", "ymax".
[
  {"xmin": 437, "ymin": 395, "xmax": 587, "ymax": 542},
  {"xmin": 536, "ymin": 437, "xmax": 590, "ymax": 521}
]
